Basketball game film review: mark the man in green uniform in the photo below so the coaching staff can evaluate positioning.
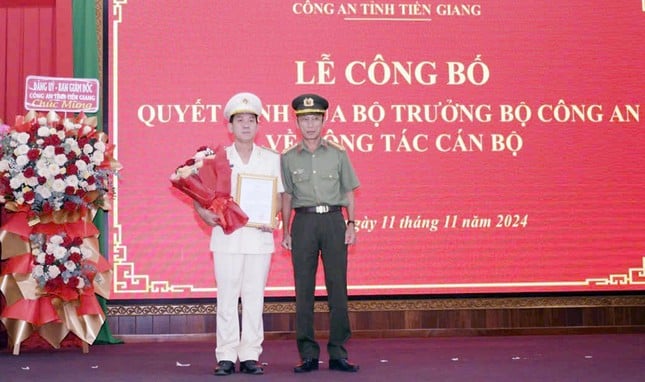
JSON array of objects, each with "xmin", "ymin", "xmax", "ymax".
[{"xmin": 281, "ymin": 93, "xmax": 361, "ymax": 373}]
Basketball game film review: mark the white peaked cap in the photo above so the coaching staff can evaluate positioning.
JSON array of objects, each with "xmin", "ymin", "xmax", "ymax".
[{"xmin": 223, "ymin": 92, "xmax": 263, "ymax": 120}]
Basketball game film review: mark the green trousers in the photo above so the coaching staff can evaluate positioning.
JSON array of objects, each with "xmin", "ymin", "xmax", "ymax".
[{"xmin": 291, "ymin": 211, "xmax": 351, "ymax": 360}]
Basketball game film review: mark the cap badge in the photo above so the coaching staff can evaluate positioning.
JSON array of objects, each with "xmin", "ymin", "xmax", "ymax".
[
  {"xmin": 303, "ymin": 97, "xmax": 314, "ymax": 107},
  {"xmin": 242, "ymin": 98, "xmax": 249, "ymax": 104}
]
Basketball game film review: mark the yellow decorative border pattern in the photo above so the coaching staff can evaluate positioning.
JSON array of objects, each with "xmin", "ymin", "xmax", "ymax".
[{"xmin": 106, "ymin": 295, "xmax": 645, "ymax": 316}]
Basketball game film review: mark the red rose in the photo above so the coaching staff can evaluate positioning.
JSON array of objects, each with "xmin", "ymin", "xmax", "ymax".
[
  {"xmin": 27, "ymin": 148, "xmax": 40, "ymax": 161},
  {"xmin": 46, "ymin": 277, "xmax": 63, "ymax": 290},
  {"xmin": 23, "ymin": 167, "xmax": 35, "ymax": 178},
  {"xmin": 63, "ymin": 201, "xmax": 77, "ymax": 212},
  {"xmin": 62, "ymin": 235, "xmax": 73, "ymax": 246},
  {"xmin": 69, "ymin": 252, "xmax": 82, "ymax": 263},
  {"xmin": 66, "ymin": 163, "xmax": 78, "ymax": 175},
  {"xmin": 65, "ymin": 186, "xmax": 76, "ymax": 195},
  {"xmin": 185, "ymin": 158, "xmax": 196, "ymax": 166},
  {"xmin": 45, "ymin": 254, "xmax": 55, "ymax": 265},
  {"xmin": 41, "ymin": 202, "xmax": 53, "ymax": 214},
  {"xmin": 23, "ymin": 190, "xmax": 35, "ymax": 202},
  {"xmin": 54, "ymin": 146, "xmax": 65, "ymax": 155},
  {"xmin": 37, "ymin": 176, "xmax": 47, "ymax": 185},
  {"xmin": 72, "ymin": 237, "xmax": 83, "ymax": 246},
  {"xmin": 86, "ymin": 175, "xmax": 96, "ymax": 185},
  {"xmin": 67, "ymin": 277, "xmax": 80, "ymax": 288},
  {"xmin": 66, "ymin": 151, "xmax": 77, "ymax": 160}
]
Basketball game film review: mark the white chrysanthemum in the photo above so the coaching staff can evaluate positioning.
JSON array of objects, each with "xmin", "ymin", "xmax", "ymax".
[
  {"xmin": 83, "ymin": 143, "xmax": 94, "ymax": 155},
  {"xmin": 63, "ymin": 119, "xmax": 75, "ymax": 130},
  {"xmin": 9, "ymin": 175, "xmax": 25, "ymax": 189},
  {"xmin": 49, "ymin": 235, "xmax": 64, "ymax": 244},
  {"xmin": 48, "ymin": 163, "xmax": 62, "ymax": 177},
  {"xmin": 13, "ymin": 144, "xmax": 29, "ymax": 156},
  {"xmin": 36, "ymin": 252, "xmax": 46, "ymax": 264},
  {"xmin": 16, "ymin": 132, "xmax": 30, "ymax": 144},
  {"xmin": 91, "ymin": 151, "xmax": 104, "ymax": 164},
  {"xmin": 75, "ymin": 160, "xmax": 88, "ymax": 172},
  {"xmin": 53, "ymin": 246, "xmax": 67, "ymax": 259},
  {"xmin": 37, "ymin": 166, "xmax": 51, "ymax": 178},
  {"xmin": 16, "ymin": 155, "xmax": 29, "ymax": 167},
  {"xmin": 94, "ymin": 141, "xmax": 106, "ymax": 152},
  {"xmin": 35, "ymin": 185, "xmax": 52, "ymax": 199},
  {"xmin": 77, "ymin": 278, "xmax": 85, "ymax": 289},
  {"xmin": 36, "ymin": 158, "xmax": 50, "ymax": 169},
  {"xmin": 25, "ymin": 177, "xmax": 39, "ymax": 187},
  {"xmin": 65, "ymin": 137, "xmax": 80, "ymax": 150},
  {"xmin": 33, "ymin": 265, "xmax": 45, "ymax": 277},
  {"xmin": 54, "ymin": 153, "xmax": 68, "ymax": 166},
  {"xmin": 64, "ymin": 260, "xmax": 77, "ymax": 272},
  {"xmin": 65, "ymin": 175, "xmax": 79, "ymax": 188},
  {"xmin": 0, "ymin": 159, "xmax": 9, "ymax": 172},
  {"xmin": 78, "ymin": 170, "xmax": 92, "ymax": 180},
  {"xmin": 37, "ymin": 117, "xmax": 47, "ymax": 125},
  {"xmin": 51, "ymin": 178, "xmax": 66, "ymax": 193},
  {"xmin": 42, "ymin": 145, "xmax": 56, "ymax": 158},
  {"xmin": 47, "ymin": 266, "xmax": 61, "ymax": 278},
  {"xmin": 37, "ymin": 126, "xmax": 51, "ymax": 137}
]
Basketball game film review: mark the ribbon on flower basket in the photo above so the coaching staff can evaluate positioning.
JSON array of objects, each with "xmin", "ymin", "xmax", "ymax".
[
  {"xmin": 0, "ymin": 111, "xmax": 121, "ymax": 354},
  {"xmin": 170, "ymin": 145, "xmax": 248, "ymax": 234}
]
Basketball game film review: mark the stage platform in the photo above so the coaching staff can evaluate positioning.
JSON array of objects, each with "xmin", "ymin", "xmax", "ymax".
[{"xmin": 1, "ymin": 334, "xmax": 643, "ymax": 381}]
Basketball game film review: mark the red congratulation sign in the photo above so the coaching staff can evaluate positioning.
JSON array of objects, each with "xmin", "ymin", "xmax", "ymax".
[{"xmin": 24, "ymin": 75, "xmax": 100, "ymax": 113}]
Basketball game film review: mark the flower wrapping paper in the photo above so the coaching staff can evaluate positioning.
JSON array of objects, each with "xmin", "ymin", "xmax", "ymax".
[{"xmin": 170, "ymin": 145, "xmax": 248, "ymax": 234}]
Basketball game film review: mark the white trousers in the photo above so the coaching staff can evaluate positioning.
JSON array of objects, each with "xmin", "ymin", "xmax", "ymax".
[{"xmin": 214, "ymin": 251, "xmax": 272, "ymax": 362}]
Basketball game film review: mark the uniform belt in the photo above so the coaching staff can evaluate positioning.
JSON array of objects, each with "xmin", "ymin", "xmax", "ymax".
[{"xmin": 295, "ymin": 205, "xmax": 342, "ymax": 214}]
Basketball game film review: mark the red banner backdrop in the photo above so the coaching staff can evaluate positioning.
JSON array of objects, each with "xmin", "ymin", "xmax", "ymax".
[{"xmin": 107, "ymin": 1, "xmax": 644, "ymax": 299}]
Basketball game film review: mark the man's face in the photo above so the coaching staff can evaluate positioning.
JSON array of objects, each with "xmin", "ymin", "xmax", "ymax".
[
  {"xmin": 296, "ymin": 113, "xmax": 324, "ymax": 140},
  {"xmin": 228, "ymin": 113, "xmax": 258, "ymax": 142}
]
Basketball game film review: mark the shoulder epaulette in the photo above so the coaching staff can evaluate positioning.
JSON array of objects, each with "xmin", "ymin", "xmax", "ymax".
[
  {"xmin": 259, "ymin": 145, "xmax": 279, "ymax": 155},
  {"xmin": 282, "ymin": 143, "xmax": 299, "ymax": 154},
  {"xmin": 325, "ymin": 139, "xmax": 346, "ymax": 151}
]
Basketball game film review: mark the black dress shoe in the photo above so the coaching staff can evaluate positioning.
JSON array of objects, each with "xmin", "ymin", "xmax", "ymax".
[
  {"xmin": 240, "ymin": 360, "xmax": 264, "ymax": 375},
  {"xmin": 329, "ymin": 358, "xmax": 359, "ymax": 372},
  {"xmin": 293, "ymin": 358, "xmax": 319, "ymax": 373},
  {"xmin": 214, "ymin": 360, "xmax": 235, "ymax": 376}
]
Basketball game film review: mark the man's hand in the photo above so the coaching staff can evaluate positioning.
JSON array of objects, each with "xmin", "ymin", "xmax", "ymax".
[
  {"xmin": 345, "ymin": 224, "xmax": 356, "ymax": 245},
  {"xmin": 200, "ymin": 209, "xmax": 221, "ymax": 227},
  {"xmin": 281, "ymin": 234, "xmax": 292, "ymax": 250}
]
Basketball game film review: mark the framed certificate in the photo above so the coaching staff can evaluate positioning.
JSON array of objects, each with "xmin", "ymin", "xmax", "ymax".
[{"xmin": 235, "ymin": 174, "xmax": 278, "ymax": 228}]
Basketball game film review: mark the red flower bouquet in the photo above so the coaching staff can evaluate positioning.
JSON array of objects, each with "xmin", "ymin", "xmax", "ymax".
[{"xmin": 170, "ymin": 145, "xmax": 248, "ymax": 234}]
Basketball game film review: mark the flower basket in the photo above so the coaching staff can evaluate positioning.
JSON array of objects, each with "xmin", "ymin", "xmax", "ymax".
[{"xmin": 0, "ymin": 110, "xmax": 121, "ymax": 354}]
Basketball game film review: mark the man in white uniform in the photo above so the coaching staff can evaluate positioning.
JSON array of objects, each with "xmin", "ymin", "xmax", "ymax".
[{"xmin": 194, "ymin": 92, "xmax": 283, "ymax": 376}]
